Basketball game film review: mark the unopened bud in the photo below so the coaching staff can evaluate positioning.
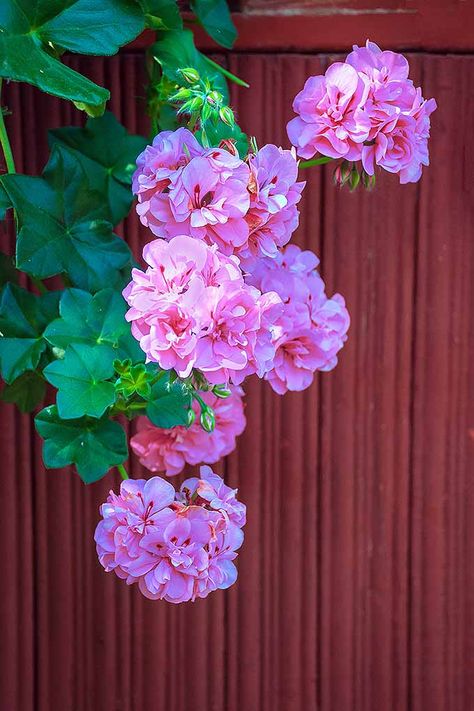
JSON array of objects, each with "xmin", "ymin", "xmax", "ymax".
[
  {"xmin": 170, "ymin": 87, "xmax": 192, "ymax": 103},
  {"xmin": 207, "ymin": 90, "xmax": 223, "ymax": 107},
  {"xmin": 333, "ymin": 160, "xmax": 351, "ymax": 187},
  {"xmin": 179, "ymin": 96, "xmax": 204, "ymax": 115},
  {"xmin": 200, "ymin": 407, "xmax": 215, "ymax": 433},
  {"xmin": 219, "ymin": 138, "xmax": 239, "ymax": 156},
  {"xmin": 218, "ymin": 105, "xmax": 235, "ymax": 127},
  {"xmin": 201, "ymin": 101, "xmax": 214, "ymax": 122},
  {"xmin": 361, "ymin": 170, "xmax": 376, "ymax": 191},
  {"xmin": 179, "ymin": 67, "xmax": 200, "ymax": 84},
  {"xmin": 187, "ymin": 408, "xmax": 196, "ymax": 427},
  {"xmin": 212, "ymin": 384, "xmax": 231, "ymax": 399},
  {"xmin": 349, "ymin": 166, "xmax": 361, "ymax": 191},
  {"xmin": 52, "ymin": 346, "xmax": 66, "ymax": 360}
]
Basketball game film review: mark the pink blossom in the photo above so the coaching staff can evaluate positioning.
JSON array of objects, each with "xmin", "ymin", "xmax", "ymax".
[
  {"xmin": 287, "ymin": 62, "xmax": 370, "ymax": 161},
  {"xmin": 237, "ymin": 144, "xmax": 305, "ymax": 263},
  {"xmin": 94, "ymin": 467, "xmax": 246, "ymax": 603},
  {"xmin": 133, "ymin": 128, "xmax": 202, "ymax": 221},
  {"xmin": 140, "ymin": 146, "xmax": 251, "ymax": 255},
  {"xmin": 181, "ymin": 464, "xmax": 247, "ymax": 527},
  {"xmin": 130, "ymin": 386, "xmax": 246, "ymax": 476},
  {"xmin": 124, "ymin": 236, "xmax": 282, "ymax": 383},
  {"xmin": 246, "ymin": 245, "xmax": 350, "ymax": 395}
]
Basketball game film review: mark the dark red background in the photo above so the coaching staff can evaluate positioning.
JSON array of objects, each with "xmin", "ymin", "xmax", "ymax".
[{"xmin": 1, "ymin": 4, "xmax": 474, "ymax": 709}]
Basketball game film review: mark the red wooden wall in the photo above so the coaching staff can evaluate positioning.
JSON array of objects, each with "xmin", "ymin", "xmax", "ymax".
[{"xmin": 1, "ymin": 23, "xmax": 474, "ymax": 711}]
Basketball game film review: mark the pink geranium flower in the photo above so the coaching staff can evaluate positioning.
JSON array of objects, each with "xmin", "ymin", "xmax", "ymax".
[
  {"xmin": 246, "ymin": 245, "xmax": 350, "ymax": 395},
  {"xmin": 94, "ymin": 467, "xmax": 246, "ymax": 603},
  {"xmin": 130, "ymin": 386, "xmax": 246, "ymax": 476},
  {"xmin": 123, "ymin": 236, "xmax": 281, "ymax": 383},
  {"xmin": 287, "ymin": 62, "xmax": 370, "ymax": 161},
  {"xmin": 236, "ymin": 144, "xmax": 305, "ymax": 263}
]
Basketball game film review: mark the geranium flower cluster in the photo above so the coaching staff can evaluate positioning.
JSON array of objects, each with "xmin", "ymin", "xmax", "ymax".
[
  {"xmin": 95, "ymin": 466, "xmax": 246, "ymax": 603},
  {"xmin": 123, "ymin": 235, "xmax": 282, "ymax": 383},
  {"xmin": 130, "ymin": 386, "xmax": 246, "ymax": 476},
  {"xmin": 246, "ymin": 245, "xmax": 350, "ymax": 394},
  {"xmin": 287, "ymin": 40, "xmax": 437, "ymax": 183},
  {"xmin": 133, "ymin": 128, "xmax": 305, "ymax": 260}
]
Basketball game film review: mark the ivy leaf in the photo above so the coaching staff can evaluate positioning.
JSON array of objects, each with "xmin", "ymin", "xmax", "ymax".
[
  {"xmin": 146, "ymin": 372, "xmax": 192, "ymax": 428},
  {"xmin": 137, "ymin": 0, "xmax": 183, "ymax": 30},
  {"xmin": 1, "ymin": 146, "xmax": 131, "ymax": 291},
  {"xmin": 2, "ymin": 371, "xmax": 46, "ymax": 412},
  {"xmin": 191, "ymin": 0, "xmax": 237, "ymax": 49},
  {"xmin": 115, "ymin": 362, "xmax": 153, "ymax": 398},
  {"xmin": 44, "ymin": 288, "xmax": 144, "ymax": 363},
  {"xmin": 35, "ymin": 405, "xmax": 128, "ymax": 483},
  {"xmin": 49, "ymin": 113, "xmax": 147, "ymax": 225},
  {"xmin": 151, "ymin": 29, "xmax": 228, "ymax": 100},
  {"xmin": 0, "ymin": 0, "xmax": 145, "ymax": 115},
  {"xmin": 43, "ymin": 344, "xmax": 116, "ymax": 419},
  {"xmin": 0, "ymin": 283, "xmax": 59, "ymax": 383}
]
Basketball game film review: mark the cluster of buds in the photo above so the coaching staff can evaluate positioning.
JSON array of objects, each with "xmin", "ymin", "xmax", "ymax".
[
  {"xmin": 333, "ymin": 160, "xmax": 376, "ymax": 191},
  {"xmin": 169, "ymin": 67, "xmax": 235, "ymax": 133}
]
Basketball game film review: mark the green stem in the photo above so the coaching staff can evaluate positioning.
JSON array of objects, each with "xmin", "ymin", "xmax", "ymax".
[
  {"xmin": 192, "ymin": 391, "xmax": 207, "ymax": 411},
  {"xmin": 202, "ymin": 55, "xmax": 249, "ymax": 88},
  {"xmin": 299, "ymin": 156, "xmax": 334, "ymax": 169},
  {"xmin": 31, "ymin": 276, "xmax": 48, "ymax": 294},
  {"xmin": 117, "ymin": 463, "xmax": 129, "ymax": 480},
  {"xmin": 0, "ymin": 79, "xmax": 15, "ymax": 174}
]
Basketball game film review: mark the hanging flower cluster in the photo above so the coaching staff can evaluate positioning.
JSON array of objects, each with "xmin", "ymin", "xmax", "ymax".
[
  {"xmin": 130, "ymin": 386, "xmax": 246, "ymax": 476},
  {"xmin": 287, "ymin": 40, "xmax": 437, "ymax": 183},
  {"xmin": 95, "ymin": 466, "xmax": 246, "ymax": 603}
]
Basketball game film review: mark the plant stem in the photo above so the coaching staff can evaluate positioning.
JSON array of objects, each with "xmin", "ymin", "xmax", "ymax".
[
  {"xmin": 31, "ymin": 276, "xmax": 48, "ymax": 294},
  {"xmin": 0, "ymin": 79, "xmax": 15, "ymax": 174},
  {"xmin": 117, "ymin": 463, "xmax": 129, "ymax": 480},
  {"xmin": 202, "ymin": 55, "xmax": 249, "ymax": 88},
  {"xmin": 299, "ymin": 156, "xmax": 333, "ymax": 169}
]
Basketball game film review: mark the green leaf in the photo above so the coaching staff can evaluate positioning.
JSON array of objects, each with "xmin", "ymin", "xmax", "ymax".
[
  {"xmin": 44, "ymin": 288, "xmax": 144, "ymax": 363},
  {"xmin": 49, "ymin": 112, "xmax": 147, "ymax": 225},
  {"xmin": 0, "ymin": 182, "xmax": 11, "ymax": 220},
  {"xmin": 115, "ymin": 362, "xmax": 152, "ymax": 398},
  {"xmin": 0, "ymin": 283, "xmax": 59, "ymax": 383},
  {"xmin": 49, "ymin": 111, "xmax": 147, "ymax": 225},
  {"xmin": 199, "ymin": 120, "xmax": 248, "ymax": 157},
  {"xmin": 1, "ymin": 145, "xmax": 131, "ymax": 291},
  {"xmin": 43, "ymin": 343, "xmax": 116, "ymax": 419},
  {"xmin": 137, "ymin": 0, "xmax": 183, "ymax": 29},
  {"xmin": 151, "ymin": 29, "xmax": 228, "ymax": 100},
  {"xmin": 146, "ymin": 372, "xmax": 192, "ymax": 428},
  {"xmin": 2, "ymin": 370, "xmax": 46, "ymax": 412},
  {"xmin": 0, "ymin": 0, "xmax": 145, "ymax": 114},
  {"xmin": 35, "ymin": 405, "xmax": 128, "ymax": 483},
  {"xmin": 191, "ymin": 0, "xmax": 237, "ymax": 49}
]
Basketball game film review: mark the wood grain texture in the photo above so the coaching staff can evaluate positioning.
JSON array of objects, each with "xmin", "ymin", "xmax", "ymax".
[{"xmin": 0, "ymin": 50, "xmax": 473, "ymax": 711}]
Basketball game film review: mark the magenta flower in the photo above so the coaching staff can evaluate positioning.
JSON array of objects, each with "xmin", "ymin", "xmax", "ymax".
[
  {"xmin": 133, "ymin": 128, "xmax": 203, "ymax": 221},
  {"xmin": 236, "ymin": 144, "xmax": 305, "ymax": 263},
  {"xmin": 94, "ymin": 467, "xmax": 246, "ymax": 603},
  {"xmin": 138, "ymin": 145, "xmax": 251, "ymax": 255},
  {"xmin": 181, "ymin": 464, "xmax": 247, "ymax": 528},
  {"xmin": 246, "ymin": 245, "xmax": 350, "ymax": 394},
  {"xmin": 123, "ymin": 236, "xmax": 281, "ymax": 383},
  {"xmin": 287, "ymin": 62, "xmax": 370, "ymax": 161},
  {"xmin": 130, "ymin": 386, "xmax": 246, "ymax": 476}
]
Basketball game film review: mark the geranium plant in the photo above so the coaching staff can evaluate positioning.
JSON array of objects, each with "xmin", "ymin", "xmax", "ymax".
[{"xmin": 0, "ymin": 2, "xmax": 436, "ymax": 603}]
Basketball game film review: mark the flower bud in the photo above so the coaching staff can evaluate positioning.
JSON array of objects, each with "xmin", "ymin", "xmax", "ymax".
[
  {"xmin": 200, "ymin": 407, "xmax": 215, "ymax": 433},
  {"xmin": 201, "ymin": 101, "xmax": 214, "ymax": 122},
  {"xmin": 52, "ymin": 346, "xmax": 66, "ymax": 360},
  {"xmin": 349, "ymin": 166, "xmax": 361, "ymax": 191},
  {"xmin": 219, "ymin": 106, "xmax": 235, "ymax": 127},
  {"xmin": 170, "ymin": 87, "xmax": 192, "ymax": 103},
  {"xmin": 333, "ymin": 160, "xmax": 351, "ymax": 187},
  {"xmin": 361, "ymin": 170, "xmax": 376, "ymax": 191},
  {"xmin": 179, "ymin": 67, "xmax": 200, "ymax": 84},
  {"xmin": 207, "ymin": 90, "xmax": 223, "ymax": 107},
  {"xmin": 187, "ymin": 408, "xmax": 196, "ymax": 427},
  {"xmin": 178, "ymin": 96, "xmax": 204, "ymax": 115},
  {"xmin": 219, "ymin": 139, "xmax": 239, "ymax": 156},
  {"xmin": 212, "ymin": 384, "xmax": 232, "ymax": 399}
]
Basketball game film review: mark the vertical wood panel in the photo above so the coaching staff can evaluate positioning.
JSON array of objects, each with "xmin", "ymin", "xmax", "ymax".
[{"xmin": 0, "ymin": 50, "xmax": 473, "ymax": 711}]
